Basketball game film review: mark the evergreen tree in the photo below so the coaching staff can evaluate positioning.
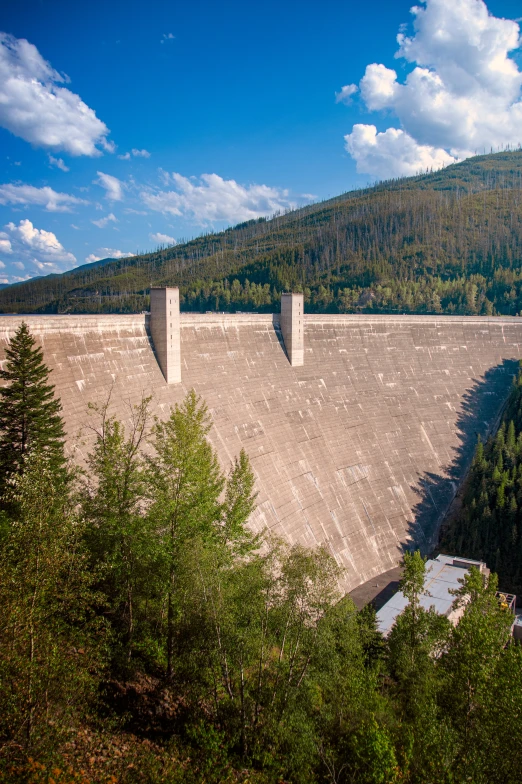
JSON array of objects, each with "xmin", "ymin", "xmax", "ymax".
[
  {"xmin": 387, "ymin": 550, "xmax": 451, "ymax": 777},
  {"xmin": 146, "ymin": 390, "xmax": 227, "ymax": 679},
  {"xmin": 0, "ymin": 322, "xmax": 65, "ymax": 490},
  {"xmin": 146, "ymin": 390, "xmax": 260, "ymax": 682},
  {"xmin": 81, "ymin": 394, "xmax": 156, "ymax": 666},
  {"xmin": 219, "ymin": 448, "xmax": 258, "ymax": 558},
  {"xmin": 0, "ymin": 451, "xmax": 105, "ymax": 755},
  {"xmin": 390, "ymin": 553, "xmax": 450, "ymax": 686},
  {"xmin": 440, "ymin": 567, "xmax": 514, "ymax": 780}
]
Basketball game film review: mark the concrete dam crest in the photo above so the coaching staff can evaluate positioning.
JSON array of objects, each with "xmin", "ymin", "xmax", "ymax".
[{"xmin": 0, "ymin": 290, "xmax": 520, "ymax": 592}]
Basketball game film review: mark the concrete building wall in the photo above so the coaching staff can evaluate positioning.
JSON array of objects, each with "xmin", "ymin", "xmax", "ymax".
[
  {"xmin": 280, "ymin": 293, "xmax": 304, "ymax": 366},
  {"xmin": 0, "ymin": 312, "xmax": 520, "ymax": 591},
  {"xmin": 150, "ymin": 287, "xmax": 181, "ymax": 383}
]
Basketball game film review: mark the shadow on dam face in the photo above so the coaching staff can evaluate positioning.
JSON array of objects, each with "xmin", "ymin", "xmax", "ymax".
[
  {"xmin": 0, "ymin": 313, "xmax": 520, "ymax": 592},
  {"xmin": 405, "ymin": 358, "xmax": 518, "ymax": 554}
]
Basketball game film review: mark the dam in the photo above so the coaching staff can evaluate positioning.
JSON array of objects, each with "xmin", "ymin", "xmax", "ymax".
[{"xmin": 1, "ymin": 291, "xmax": 521, "ymax": 592}]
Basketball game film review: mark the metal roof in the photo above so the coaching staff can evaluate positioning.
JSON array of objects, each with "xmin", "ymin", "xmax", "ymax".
[{"xmin": 376, "ymin": 554, "xmax": 486, "ymax": 637}]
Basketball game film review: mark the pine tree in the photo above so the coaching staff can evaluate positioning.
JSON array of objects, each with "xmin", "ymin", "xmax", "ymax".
[
  {"xmin": 82, "ymin": 394, "xmax": 155, "ymax": 664},
  {"xmin": 0, "ymin": 322, "xmax": 65, "ymax": 491},
  {"xmin": 147, "ymin": 390, "xmax": 225, "ymax": 679},
  {"xmin": 146, "ymin": 390, "xmax": 259, "ymax": 680},
  {"xmin": 474, "ymin": 435, "xmax": 484, "ymax": 466}
]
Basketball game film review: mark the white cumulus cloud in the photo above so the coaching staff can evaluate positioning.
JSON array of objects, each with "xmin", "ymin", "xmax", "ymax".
[
  {"xmin": 119, "ymin": 148, "xmax": 151, "ymax": 160},
  {"xmin": 335, "ymin": 84, "xmax": 358, "ymax": 104},
  {"xmin": 141, "ymin": 172, "xmax": 298, "ymax": 225},
  {"xmin": 341, "ymin": 0, "xmax": 522, "ymax": 177},
  {"xmin": 0, "ymin": 32, "xmax": 112, "ymax": 156},
  {"xmin": 149, "ymin": 232, "xmax": 176, "ymax": 245},
  {"xmin": 0, "ymin": 235, "xmax": 12, "ymax": 254},
  {"xmin": 85, "ymin": 247, "xmax": 133, "ymax": 263},
  {"xmin": 3, "ymin": 218, "xmax": 77, "ymax": 278},
  {"xmin": 0, "ymin": 183, "xmax": 88, "ymax": 212},
  {"xmin": 92, "ymin": 212, "xmax": 118, "ymax": 228},
  {"xmin": 95, "ymin": 171, "xmax": 124, "ymax": 201},
  {"xmin": 48, "ymin": 155, "xmax": 70, "ymax": 172},
  {"xmin": 345, "ymin": 124, "xmax": 456, "ymax": 177}
]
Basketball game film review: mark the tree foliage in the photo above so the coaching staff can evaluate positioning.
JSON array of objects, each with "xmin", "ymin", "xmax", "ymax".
[
  {"xmin": 80, "ymin": 393, "xmax": 155, "ymax": 667},
  {"xmin": 0, "ymin": 327, "xmax": 521, "ymax": 783},
  {"xmin": 0, "ymin": 322, "xmax": 65, "ymax": 492},
  {"xmin": 0, "ymin": 452, "xmax": 105, "ymax": 758}
]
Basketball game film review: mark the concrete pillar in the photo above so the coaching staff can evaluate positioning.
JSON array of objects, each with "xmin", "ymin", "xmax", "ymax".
[
  {"xmin": 280, "ymin": 293, "xmax": 304, "ymax": 366},
  {"xmin": 150, "ymin": 287, "xmax": 181, "ymax": 383}
]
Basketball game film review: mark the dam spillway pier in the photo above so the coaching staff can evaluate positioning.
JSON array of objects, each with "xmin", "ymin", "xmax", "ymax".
[
  {"xmin": 150, "ymin": 286, "xmax": 181, "ymax": 383},
  {"xmin": 280, "ymin": 292, "xmax": 304, "ymax": 366},
  {"xmin": 149, "ymin": 288, "xmax": 305, "ymax": 376},
  {"xmin": 0, "ymin": 298, "xmax": 521, "ymax": 592}
]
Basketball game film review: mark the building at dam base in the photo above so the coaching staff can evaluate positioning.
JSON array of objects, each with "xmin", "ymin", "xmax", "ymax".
[{"xmin": 0, "ymin": 298, "xmax": 520, "ymax": 592}]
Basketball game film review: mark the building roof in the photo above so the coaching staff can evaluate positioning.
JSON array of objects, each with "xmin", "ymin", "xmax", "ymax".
[{"xmin": 376, "ymin": 554, "xmax": 487, "ymax": 637}]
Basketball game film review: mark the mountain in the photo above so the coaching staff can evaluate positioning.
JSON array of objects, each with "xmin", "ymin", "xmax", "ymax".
[
  {"xmin": 62, "ymin": 255, "xmax": 128, "ymax": 276},
  {"xmin": 3, "ymin": 151, "xmax": 522, "ymax": 316}
]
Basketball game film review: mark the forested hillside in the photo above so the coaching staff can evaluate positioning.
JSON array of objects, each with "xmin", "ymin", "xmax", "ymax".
[{"xmin": 3, "ymin": 151, "xmax": 522, "ymax": 315}]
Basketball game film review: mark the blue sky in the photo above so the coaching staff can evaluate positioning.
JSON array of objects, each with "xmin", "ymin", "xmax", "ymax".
[{"xmin": 0, "ymin": 0, "xmax": 521, "ymax": 283}]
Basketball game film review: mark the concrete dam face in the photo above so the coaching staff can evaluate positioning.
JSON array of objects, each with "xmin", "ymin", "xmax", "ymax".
[{"xmin": 0, "ymin": 299, "xmax": 520, "ymax": 591}]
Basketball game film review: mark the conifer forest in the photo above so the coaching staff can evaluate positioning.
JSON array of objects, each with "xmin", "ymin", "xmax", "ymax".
[
  {"xmin": 3, "ymin": 152, "xmax": 522, "ymax": 319},
  {"xmin": 0, "ymin": 323, "xmax": 521, "ymax": 784}
]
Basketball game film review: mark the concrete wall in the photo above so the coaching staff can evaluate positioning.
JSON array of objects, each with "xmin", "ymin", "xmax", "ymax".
[{"xmin": 0, "ymin": 312, "xmax": 520, "ymax": 591}]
